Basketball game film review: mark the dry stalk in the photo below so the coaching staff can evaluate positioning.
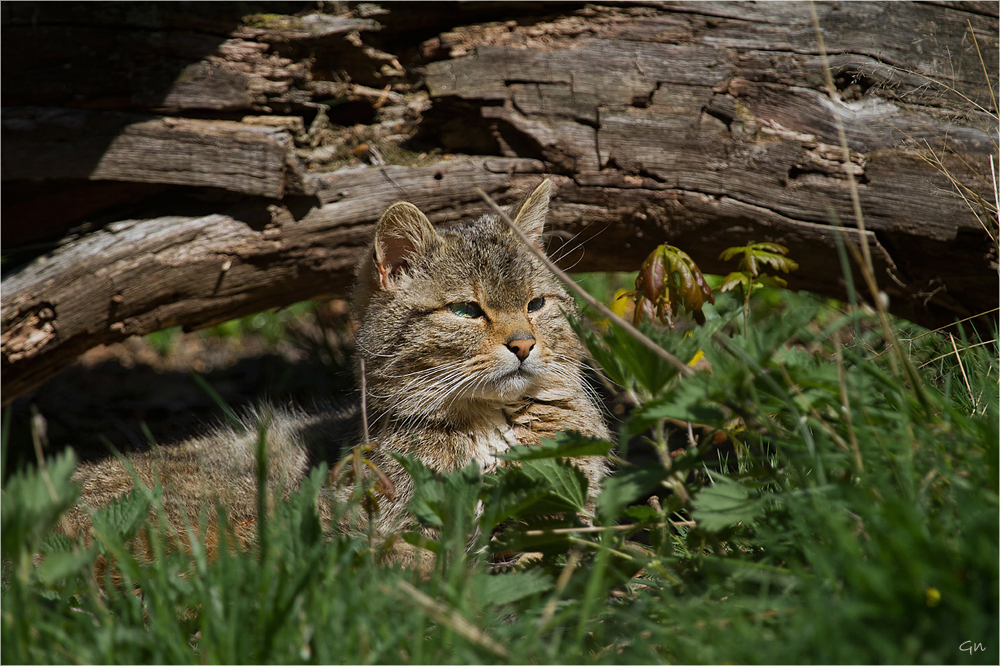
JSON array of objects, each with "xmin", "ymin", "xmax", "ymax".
[
  {"xmin": 387, "ymin": 580, "xmax": 511, "ymax": 659},
  {"xmin": 538, "ymin": 548, "xmax": 581, "ymax": 631},
  {"xmin": 949, "ymin": 333, "xmax": 976, "ymax": 408},
  {"xmin": 476, "ymin": 187, "xmax": 694, "ymax": 378},
  {"xmin": 810, "ymin": 2, "xmax": 929, "ymax": 405}
]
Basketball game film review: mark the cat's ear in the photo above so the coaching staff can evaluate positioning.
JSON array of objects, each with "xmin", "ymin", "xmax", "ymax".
[
  {"xmin": 373, "ymin": 201, "xmax": 437, "ymax": 289},
  {"xmin": 509, "ymin": 179, "xmax": 552, "ymax": 244}
]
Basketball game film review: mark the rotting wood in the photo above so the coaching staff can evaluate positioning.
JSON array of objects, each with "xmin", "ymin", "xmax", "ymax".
[
  {"xmin": 1, "ymin": 159, "xmax": 543, "ymax": 402},
  {"xmin": 1, "ymin": 1, "xmax": 997, "ymax": 403},
  {"xmin": 2, "ymin": 109, "xmax": 311, "ymax": 198}
]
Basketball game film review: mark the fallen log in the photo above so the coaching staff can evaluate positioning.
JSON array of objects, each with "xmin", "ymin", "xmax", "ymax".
[
  {"xmin": 2, "ymin": 108, "xmax": 311, "ymax": 198},
  {"xmin": 2, "ymin": 1, "xmax": 997, "ymax": 404}
]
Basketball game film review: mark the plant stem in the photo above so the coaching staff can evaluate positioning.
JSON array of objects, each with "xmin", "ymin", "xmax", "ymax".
[{"xmin": 476, "ymin": 187, "xmax": 694, "ymax": 377}]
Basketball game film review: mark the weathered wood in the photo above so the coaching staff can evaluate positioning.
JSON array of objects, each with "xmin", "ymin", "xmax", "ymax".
[
  {"xmin": 2, "ymin": 1, "xmax": 997, "ymax": 404},
  {"xmin": 420, "ymin": 1, "xmax": 998, "ymax": 321},
  {"xmin": 0, "ymin": 157, "xmax": 895, "ymax": 403},
  {"xmin": 2, "ymin": 109, "xmax": 310, "ymax": 198},
  {"xmin": 0, "ymin": 2, "xmax": 375, "ymax": 113},
  {"xmin": 0, "ymin": 158, "xmax": 546, "ymax": 401}
]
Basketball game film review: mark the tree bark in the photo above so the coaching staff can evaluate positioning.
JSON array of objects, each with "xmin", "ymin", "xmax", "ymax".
[{"xmin": 2, "ymin": 1, "xmax": 997, "ymax": 403}]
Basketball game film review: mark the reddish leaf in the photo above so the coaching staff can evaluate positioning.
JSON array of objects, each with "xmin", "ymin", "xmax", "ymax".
[{"xmin": 639, "ymin": 251, "xmax": 667, "ymax": 302}]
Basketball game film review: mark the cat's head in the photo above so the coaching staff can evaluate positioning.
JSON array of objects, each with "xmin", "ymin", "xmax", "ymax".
[{"xmin": 354, "ymin": 180, "xmax": 585, "ymax": 424}]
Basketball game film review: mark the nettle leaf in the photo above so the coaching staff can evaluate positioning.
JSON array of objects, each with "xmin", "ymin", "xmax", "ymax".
[
  {"xmin": 395, "ymin": 456, "xmax": 442, "ymax": 526},
  {"xmin": 501, "ymin": 432, "xmax": 614, "ymax": 462},
  {"xmin": 637, "ymin": 374, "xmax": 728, "ymax": 428},
  {"xmin": 398, "ymin": 456, "xmax": 482, "ymax": 529},
  {"xmin": 89, "ymin": 487, "xmax": 159, "ymax": 547},
  {"xmin": 623, "ymin": 505, "xmax": 661, "ymax": 524},
  {"xmin": 2, "ymin": 449, "xmax": 80, "ymax": 560},
  {"xmin": 36, "ymin": 548, "xmax": 99, "ymax": 585},
  {"xmin": 609, "ymin": 324, "xmax": 684, "ymax": 395},
  {"xmin": 691, "ymin": 473, "xmax": 767, "ymax": 532},
  {"xmin": 521, "ymin": 458, "xmax": 589, "ymax": 514},
  {"xmin": 483, "ymin": 457, "xmax": 590, "ymax": 527},
  {"xmin": 480, "ymin": 472, "xmax": 556, "ymax": 529},
  {"xmin": 571, "ymin": 319, "xmax": 631, "ymax": 389},
  {"xmin": 40, "ymin": 530, "xmax": 75, "ymax": 555},
  {"xmin": 491, "ymin": 514, "xmax": 580, "ymax": 553},
  {"xmin": 597, "ymin": 466, "xmax": 670, "ymax": 525},
  {"xmin": 472, "ymin": 568, "xmax": 554, "ymax": 607}
]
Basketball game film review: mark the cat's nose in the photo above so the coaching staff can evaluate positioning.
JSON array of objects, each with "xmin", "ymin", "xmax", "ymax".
[{"xmin": 506, "ymin": 335, "xmax": 536, "ymax": 362}]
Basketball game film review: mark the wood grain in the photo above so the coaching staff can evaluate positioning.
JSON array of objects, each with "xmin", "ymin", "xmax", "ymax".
[{"xmin": 2, "ymin": 1, "xmax": 996, "ymax": 402}]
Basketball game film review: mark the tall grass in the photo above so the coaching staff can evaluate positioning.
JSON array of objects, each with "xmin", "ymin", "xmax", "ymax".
[
  {"xmin": 2, "ymin": 278, "xmax": 996, "ymax": 664},
  {"xmin": 4, "ymin": 12, "xmax": 997, "ymax": 660}
]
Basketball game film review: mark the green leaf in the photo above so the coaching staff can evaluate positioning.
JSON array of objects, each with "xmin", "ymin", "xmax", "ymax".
[
  {"xmin": 400, "ymin": 530, "xmax": 441, "ymax": 555},
  {"xmin": 490, "ymin": 514, "xmax": 580, "ymax": 553},
  {"xmin": 571, "ymin": 319, "xmax": 631, "ymax": 389},
  {"xmin": 718, "ymin": 246, "xmax": 746, "ymax": 263},
  {"xmin": 481, "ymin": 456, "xmax": 590, "ymax": 532},
  {"xmin": 1, "ymin": 450, "xmax": 80, "ymax": 562},
  {"xmin": 480, "ymin": 471, "xmax": 557, "ymax": 530},
  {"xmin": 754, "ymin": 253, "xmax": 798, "ymax": 274},
  {"xmin": 638, "ymin": 374, "xmax": 727, "ymax": 427},
  {"xmin": 500, "ymin": 432, "xmax": 614, "ymax": 461},
  {"xmin": 397, "ymin": 456, "xmax": 482, "ymax": 530},
  {"xmin": 36, "ymin": 548, "xmax": 99, "ymax": 584},
  {"xmin": 691, "ymin": 473, "xmax": 767, "ymax": 532},
  {"xmin": 756, "ymin": 274, "xmax": 788, "ymax": 288},
  {"xmin": 472, "ymin": 569, "xmax": 554, "ymax": 606},
  {"xmin": 89, "ymin": 487, "xmax": 157, "ymax": 547},
  {"xmin": 604, "ymin": 323, "xmax": 684, "ymax": 396},
  {"xmin": 719, "ymin": 242, "xmax": 798, "ymax": 278},
  {"xmin": 521, "ymin": 458, "xmax": 589, "ymax": 514},
  {"xmin": 750, "ymin": 241, "xmax": 790, "ymax": 255},
  {"xmin": 596, "ymin": 466, "xmax": 669, "ymax": 525},
  {"xmin": 718, "ymin": 271, "xmax": 750, "ymax": 293},
  {"xmin": 623, "ymin": 505, "xmax": 661, "ymax": 524}
]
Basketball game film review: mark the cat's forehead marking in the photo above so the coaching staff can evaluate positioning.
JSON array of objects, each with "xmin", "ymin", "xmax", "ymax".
[
  {"xmin": 445, "ymin": 218, "xmax": 486, "ymax": 236},
  {"xmin": 435, "ymin": 226, "xmax": 545, "ymax": 301}
]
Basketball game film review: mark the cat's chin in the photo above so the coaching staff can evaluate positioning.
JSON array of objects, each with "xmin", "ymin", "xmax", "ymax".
[{"xmin": 474, "ymin": 371, "xmax": 542, "ymax": 403}]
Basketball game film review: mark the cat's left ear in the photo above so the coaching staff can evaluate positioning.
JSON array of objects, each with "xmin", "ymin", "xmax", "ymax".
[
  {"xmin": 373, "ymin": 201, "xmax": 437, "ymax": 289},
  {"xmin": 510, "ymin": 179, "xmax": 551, "ymax": 244}
]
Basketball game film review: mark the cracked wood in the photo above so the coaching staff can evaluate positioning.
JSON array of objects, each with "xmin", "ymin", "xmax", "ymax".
[{"xmin": 1, "ymin": 1, "xmax": 996, "ymax": 403}]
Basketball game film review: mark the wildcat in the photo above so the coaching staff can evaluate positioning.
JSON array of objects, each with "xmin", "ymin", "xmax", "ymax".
[{"xmin": 62, "ymin": 179, "xmax": 611, "ymax": 564}]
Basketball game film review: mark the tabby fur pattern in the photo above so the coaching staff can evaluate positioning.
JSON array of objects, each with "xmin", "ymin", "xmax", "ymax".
[{"xmin": 62, "ymin": 180, "xmax": 611, "ymax": 565}]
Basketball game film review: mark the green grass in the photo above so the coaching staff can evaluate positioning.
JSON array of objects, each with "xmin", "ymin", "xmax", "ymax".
[
  {"xmin": 145, "ymin": 302, "xmax": 321, "ymax": 356},
  {"xmin": 2, "ymin": 283, "xmax": 997, "ymax": 664}
]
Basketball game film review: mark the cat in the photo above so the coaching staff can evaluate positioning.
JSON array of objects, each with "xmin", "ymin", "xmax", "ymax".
[{"xmin": 61, "ymin": 179, "xmax": 611, "ymax": 565}]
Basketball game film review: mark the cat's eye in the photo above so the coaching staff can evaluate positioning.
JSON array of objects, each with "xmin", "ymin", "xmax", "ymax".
[
  {"xmin": 527, "ymin": 297, "xmax": 545, "ymax": 313},
  {"xmin": 449, "ymin": 301, "xmax": 485, "ymax": 318}
]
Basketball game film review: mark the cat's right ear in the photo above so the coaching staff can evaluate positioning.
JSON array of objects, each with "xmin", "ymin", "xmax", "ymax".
[
  {"xmin": 373, "ymin": 201, "xmax": 437, "ymax": 289},
  {"xmin": 509, "ymin": 179, "xmax": 552, "ymax": 245}
]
